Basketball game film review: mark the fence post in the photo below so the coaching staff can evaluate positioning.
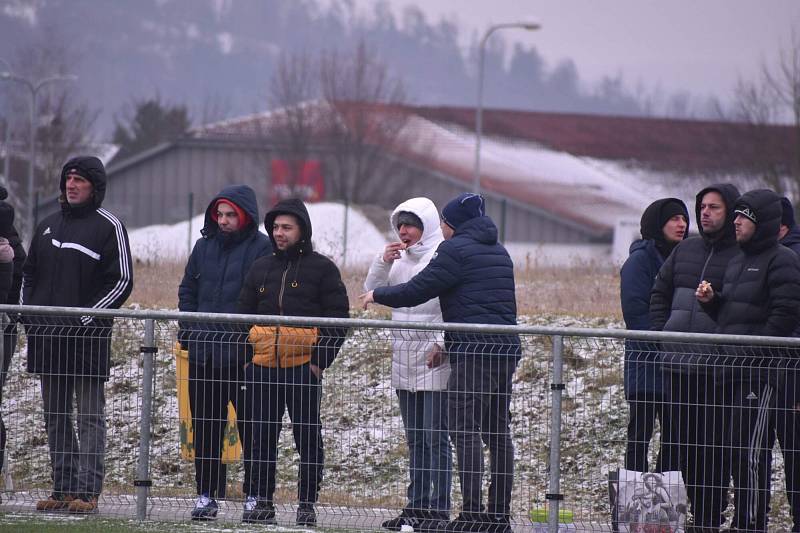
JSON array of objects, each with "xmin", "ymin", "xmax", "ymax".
[
  {"xmin": 547, "ymin": 335, "xmax": 565, "ymax": 533},
  {"xmin": 135, "ymin": 318, "xmax": 156, "ymax": 520}
]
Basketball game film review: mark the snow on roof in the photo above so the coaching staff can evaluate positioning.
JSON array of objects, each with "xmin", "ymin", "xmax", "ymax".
[{"xmin": 128, "ymin": 201, "xmax": 387, "ymax": 265}]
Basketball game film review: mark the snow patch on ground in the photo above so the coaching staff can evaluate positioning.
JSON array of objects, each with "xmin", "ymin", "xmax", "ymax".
[{"xmin": 128, "ymin": 202, "xmax": 387, "ymax": 265}]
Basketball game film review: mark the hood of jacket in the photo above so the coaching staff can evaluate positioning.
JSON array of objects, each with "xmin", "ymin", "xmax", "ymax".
[
  {"xmin": 734, "ymin": 188, "xmax": 782, "ymax": 255},
  {"xmin": 202, "ymin": 184, "xmax": 260, "ymax": 239},
  {"xmin": 390, "ymin": 197, "xmax": 444, "ymax": 259},
  {"xmin": 264, "ymin": 198, "xmax": 313, "ymax": 255},
  {"xmin": 781, "ymin": 223, "xmax": 800, "ymax": 250},
  {"xmin": 694, "ymin": 183, "xmax": 740, "ymax": 244},
  {"xmin": 59, "ymin": 156, "xmax": 107, "ymax": 208},
  {"xmin": 640, "ymin": 197, "xmax": 689, "ymax": 258},
  {"xmin": 453, "ymin": 215, "xmax": 498, "ymax": 245}
]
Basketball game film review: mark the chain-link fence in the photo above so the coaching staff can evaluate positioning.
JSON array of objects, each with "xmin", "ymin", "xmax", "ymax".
[{"xmin": 0, "ymin": 304, "xmax": 799, "ymax": 532}]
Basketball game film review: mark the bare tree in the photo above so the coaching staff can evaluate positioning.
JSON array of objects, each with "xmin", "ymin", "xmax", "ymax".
[
  {"xmin": 318, "ymin": 38, "xmax": 411, "ymax": 204},
  {"xmin": 263, "ymin": 49, "xmax": 320, "ymax": 199}
]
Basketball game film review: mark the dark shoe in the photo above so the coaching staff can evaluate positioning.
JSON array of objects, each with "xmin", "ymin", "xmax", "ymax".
[
  {"xmin": 444, "ymin": 512, "xmax": 489, "ymax": 533},
  {"xmin": 191, "ymin": 494, "xmax": 218, "ymax": 521},
  {"xmin": 484, "ymin": 514, "xmax": 511, "ymax": 533},
  {"xmin": 242, "ymin": 496, "xmax": 276, "ymax": 524},
  {"xmin": 297, "ymin": 503, "xmax": 317, "ymax": 527},
  {"xmin": 418, "ymin": 510, "xmax": 450, "ymax": 532},
  {"xmin": 383, "ymin": 509, "xmax": 424, "ymax": 531},
  {"xmin": 36, "ymin": 493, "xmax": 75, "ymax": 512},
  {"xmin": 68, "ymin": 495, "xmax": 99, "ymax": 514}
]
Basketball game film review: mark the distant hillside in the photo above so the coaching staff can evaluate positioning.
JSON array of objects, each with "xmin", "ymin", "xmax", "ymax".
[{"xmin": 0, "ymin": 0, "xmax": 647, "ymax": 136}]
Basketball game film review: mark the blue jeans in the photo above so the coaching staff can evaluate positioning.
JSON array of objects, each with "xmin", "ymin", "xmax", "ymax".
[{"xmin": 397, "ymin": 389, "xmax": 452, "ymax": 516}]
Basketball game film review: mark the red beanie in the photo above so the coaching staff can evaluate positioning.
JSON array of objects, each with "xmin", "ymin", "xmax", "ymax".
[{"xmin": 212, "ymin": 199, "xmax": 251, "ymax": 228}]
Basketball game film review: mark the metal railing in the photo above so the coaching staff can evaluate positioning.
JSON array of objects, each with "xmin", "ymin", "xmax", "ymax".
[{"xmin": 1, "ymin": 304, "xmax": 799, "ymax": 532}]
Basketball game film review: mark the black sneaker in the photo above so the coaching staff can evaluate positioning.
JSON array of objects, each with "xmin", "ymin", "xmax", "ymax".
[
  {"xmin": 296, "ymin": 503, "xmax": 317, "ymax": 527},
  {"xmin": 242, "ymin": 496, "xmax": 276, "ymax": 524},
  {"xmin": 443, "ymin": 512, "xmax": 488, "ymax": 533},
  {"xmin": 190, "ymin": 494, "xmax": 218, "ymax": 521},
  {"xmin": 484, "ymin": 514, "xmax": 511, "ymax": 533},
  {"xmin": 418, "ymin": 510, "xmax": 450, "ymax": 532},
  {"xmin": 382, "ymin": 509, "xmax": 424, "ymax": 531}
]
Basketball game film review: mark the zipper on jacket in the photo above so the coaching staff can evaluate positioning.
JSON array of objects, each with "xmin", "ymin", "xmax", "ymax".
[
  {"xmin": 275, "ymin": 261, "xmax": 290, "ymax": 368},
  {"xmin": 689, "ymin": 246, "xmax": 715, "ymax": 326}
]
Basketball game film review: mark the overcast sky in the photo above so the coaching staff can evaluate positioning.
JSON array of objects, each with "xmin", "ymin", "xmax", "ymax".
[{"xmin": 340, "ymin": 0, "xmax": 800, "ymax": 102}]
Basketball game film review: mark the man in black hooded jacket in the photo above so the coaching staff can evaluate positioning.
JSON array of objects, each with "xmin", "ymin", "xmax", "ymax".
[
  {"xmin": 23, "ymin": 156, "xmax": 133, "ymax": 514},
  {"xmin": 649, "ymin": 183, "xmax": 740, "ymax": 531},
  {"xmin": 697, "ymin": 189, "xmax": 800, "ymax": 532},
  {"xmin": 237, "ymin": 198, "xmax": 349, "ymax": 526}
]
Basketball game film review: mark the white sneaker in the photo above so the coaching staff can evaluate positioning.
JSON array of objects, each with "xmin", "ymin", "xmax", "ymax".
[{"xmin": 244, "ymin": 495, "xmax": 258, "ymax": 512}]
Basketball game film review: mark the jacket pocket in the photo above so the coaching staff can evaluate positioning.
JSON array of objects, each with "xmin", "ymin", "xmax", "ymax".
[{"xmin": 248, "ymin": 325, "xmax": 318, "ymax": 367}]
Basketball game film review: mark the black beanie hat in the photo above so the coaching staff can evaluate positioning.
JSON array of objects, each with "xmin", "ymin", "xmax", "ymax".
[{"xmin": 396, "ymin": 211, "xmax": 424, "ymax": 231}]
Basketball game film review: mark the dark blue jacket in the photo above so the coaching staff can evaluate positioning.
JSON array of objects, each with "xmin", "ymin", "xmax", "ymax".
[
  {"xmin": 178, "ymin": 184, "xmax": 272, "ymax": 367},
  {"xmin": 620, "ymin": 239, "xmax": 665, "ymax": 399},
  {"xmin": 781, "ymin": 224, "xmax": 800, "ymax": 256},
  {"xmin": 373, "ymin": 216, "xmax": 521, "ymax": 360}
]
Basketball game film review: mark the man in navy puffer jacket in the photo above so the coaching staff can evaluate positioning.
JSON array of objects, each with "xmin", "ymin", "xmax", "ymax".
[
  {"xmin": 361, "ymin": 193, "xmax": 521, "ymax": 533},
  {"xmin": 178, "ymin": 184, "xmax": 271, "ymax": 519},
  {"xmin": 620, "ymin": 197, "xmax": 688, "ymax": 473}
]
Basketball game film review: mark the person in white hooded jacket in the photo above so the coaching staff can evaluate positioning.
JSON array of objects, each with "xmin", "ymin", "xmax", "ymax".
[{"xmin": 365, "ymin": 197, "xmax": 452, "ymax": 532}]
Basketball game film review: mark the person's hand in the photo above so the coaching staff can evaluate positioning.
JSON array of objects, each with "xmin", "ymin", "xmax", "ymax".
[
  {"xmin": 695, "ymin": 280, "xmax": 714, "ymax": 303},
  {"xmin": 426, "ymin": 343, "xmax": 446, "ymax": 368},
  {"xmin": 359, "ymin": 290, "xmax": 375, "ymax": 310},
  {"xmin": 310, "ymin": 364, "xmax": 322, "ymax": 380},
  {"xmin": 382, "ymin": 242, "xmax": 406, "ymax": 263}
]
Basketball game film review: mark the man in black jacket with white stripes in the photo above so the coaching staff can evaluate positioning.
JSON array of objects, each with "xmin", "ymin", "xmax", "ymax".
[{"xmin": 22, "ymin": 156, "xmax": 133, "ymax": 514}]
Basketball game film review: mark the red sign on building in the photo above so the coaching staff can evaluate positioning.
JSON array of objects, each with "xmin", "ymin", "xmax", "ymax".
[{"xmin": 270, "ymin": 159, "xmax": 324, "ymax": 205}]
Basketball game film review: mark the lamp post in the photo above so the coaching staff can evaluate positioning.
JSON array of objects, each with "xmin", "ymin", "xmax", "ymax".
[
  {"xmin": 474, "ymin": 21, "xmax": 541, "ymax": 195},
  {"xmin": 0, "ymin": 71, "xmax": 76, "ymax": 237}
]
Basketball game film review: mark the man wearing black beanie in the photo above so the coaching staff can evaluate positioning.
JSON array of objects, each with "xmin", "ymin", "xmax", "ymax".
[{"xmin": 620, "ymin": 197, "xmax": 688, "ymax": 473}]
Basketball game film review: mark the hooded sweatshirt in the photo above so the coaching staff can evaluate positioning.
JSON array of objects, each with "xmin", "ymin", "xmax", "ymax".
[
  {"xmin": 364, "ymin": 197, "xmax": 448, "ymax": 391},
  {"xmin": 649, "ymin": 183, "xmax": 741, "ymax": 373},
  {"xmin": 178, "ymin": 184, "xmax": 272, "ymax": 367},
  {"xmin": 702, "ymin": 190, "xmax": 800, "ymax": 376},
  {"xmin": 23, "ymin": 155, "xmax": 133, "ymax": 379},
  {"xmin": 237, "ymin": 198, "xmax": 350, "ymax": 370},
  {"xmin": 620, "ymin": 198, "xmax": 688, "ymax": 397}
]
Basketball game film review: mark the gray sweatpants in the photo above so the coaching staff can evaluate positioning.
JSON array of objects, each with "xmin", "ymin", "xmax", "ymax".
[{"xmin": 40, "ymin": 374, "xmax": 106, "ymax": 497}]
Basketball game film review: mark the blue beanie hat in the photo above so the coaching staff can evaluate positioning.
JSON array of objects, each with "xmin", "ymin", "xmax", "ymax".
[
  {"xmin": 781, "ymin": 197, "xmax": 796, "ymax": 228},
  {"xmin": 441, "ymin": 193, "xmax": 485, "ymax": 230}
]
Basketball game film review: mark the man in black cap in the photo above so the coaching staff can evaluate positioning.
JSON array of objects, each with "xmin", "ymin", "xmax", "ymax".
[
  {"xmin": 697, "ymin": 189, "xmax": 800, "ymax": 532},
  {"xmin": 23, "ymin": 156, "xmax": 133, "ymax": 514},
  {"xmin": 361, "ymin": 192, "xmax": 521, "ymax": 533}
]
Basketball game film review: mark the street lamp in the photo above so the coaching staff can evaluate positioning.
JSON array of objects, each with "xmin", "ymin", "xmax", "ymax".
[
  {"xmin": 0, "ymin": 70, "xmax": 77, "ymax": 238},
  {"xmin": 473, "ymin": 20, "xmax": 541, "ymax": 195}
]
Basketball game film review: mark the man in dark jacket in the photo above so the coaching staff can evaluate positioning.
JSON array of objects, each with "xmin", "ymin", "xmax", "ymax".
[
  {"xmin": 361, "ymin": 193, "xmax": 521, "ymax": 533},
  {"xmin": 0, "ymin": 185, "xmax": 22, "ymax": 484},
  {"xmin": 697, "ymin": 189, "xmax": 800, "ymax": 532},
  {"xmin": 775, "ymin": 196, "xmax": 800, "ymax": 531},
  {"xmin": 178, "ymin": 184, "xmax": 271, "ymax": 520},
  {"xmin": 620, "ymin": 197, "xmax": 688, "ymax": 473},
  {"xmin": 23, "ymin": 156, "xmax": 133, "ymax": 514},
  {"xmin": 649, "ymin": 183, "xmax": 740, "ymax": 531},
  {"xmin": 237, "ymin": 198, "xmax": 349, "ymax": 526}
]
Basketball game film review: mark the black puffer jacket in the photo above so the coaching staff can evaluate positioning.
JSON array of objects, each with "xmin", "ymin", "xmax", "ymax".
[
  {"xmin": 23, "ymin": 156, "xmax": 133, "ymax": 379},
  {"xmin": 237, "ymin": 199, "xmax": 349, "ymax": 370},
  {"xmin": 702, "ymin": 189, "xmax": 800, "ymax": 381},
  {"xmin": 649, "ymin": 183, "xmax": 740, "ymax": 372}
]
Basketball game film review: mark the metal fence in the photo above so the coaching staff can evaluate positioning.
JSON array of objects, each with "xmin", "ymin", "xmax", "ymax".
[{"xmin": 0, "ymin": 304, "xmax": 799, "ymax": 532}]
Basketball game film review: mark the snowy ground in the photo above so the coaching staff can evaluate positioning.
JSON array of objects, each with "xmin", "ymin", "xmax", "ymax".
[
  {"xmin": 0, "ymin": 314, "xmax": 795, "ymax": 530},
  {"xmin": 128, "ymin": 202, "xmax": 388, "ymax": 266}
]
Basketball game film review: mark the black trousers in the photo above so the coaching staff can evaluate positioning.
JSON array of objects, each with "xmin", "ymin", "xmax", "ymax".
[
  {"xmin": 771, "ymin": 369, "xmax": 800, "ymax": 532},
  {"xmin": 662, "ymin": 371, "xmax": 731, "ymax": 530},
  {"xmin": 243, "ymin": 363, "xmax": 323, "ymax": 504},
  {"xmin": 188, "ymin": 362, "xmax": 247, "ymax": 498},
  {"xmin": 447, "ymin": 356, "xmax": 517, "ymax": 517},
  {"xmin": 625, "ymin": 392, "xmax": 669, "ymax": 473}
]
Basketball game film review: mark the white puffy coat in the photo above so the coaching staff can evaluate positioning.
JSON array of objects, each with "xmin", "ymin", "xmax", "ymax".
[{"xmin": 364, "ymin": 197, "xmax": 449, "ymax": 391}]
